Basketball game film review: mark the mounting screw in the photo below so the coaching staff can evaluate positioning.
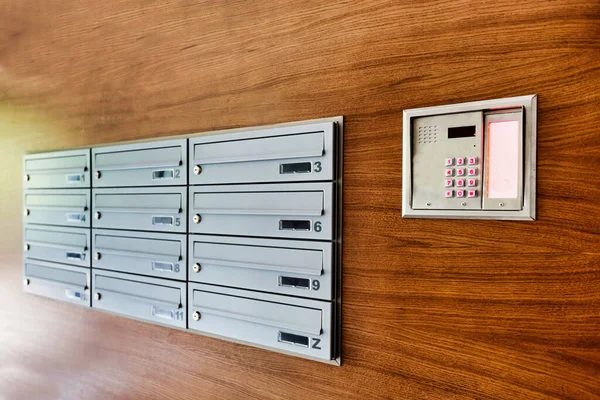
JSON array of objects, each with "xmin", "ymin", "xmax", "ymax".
[
  {"xmin": 193, "ymin": 214, "xmax": 201, "ymax": 224},
  {"xmin": 24, "ymin": 278, "xmax": 30, "ymax": 286},
  {"xmin": 24, "ymin": 174, "xmax": 30, "ymax": 182},
  {"xmin": 192, "ymin": 311, "xmax": 201, "ymax": 321},
  {"xmin": 94, "ymin": 171, "xmax": 101, "ymax": 179},
  {"xmin": 461, "ymin": 202, "xmax": 467, "ymax": 206},
  {"xmin": 94, "ymin": 212, "xmax": 101, "ymax": 220},
  {"xmin": 94, "ymin": 252, "xmax": 101, "ymax": 261},
  {"xmin": 94, "ymin": 292, "xmax": 101, "ymax": 301},
  {"xmin": 193, "ymin": 165, "xmax": 202, "ymax": 175},
  {"xmin": 426, "ymin": 202, "xmax": 431, "ymax": 207},
  {"xmin": 24, "ymin": 244, "xmax": 30, "ymax": 251},
  {"xmin": 193, "ymin": 263, "xmax": 201, "ymax": 273},
  {"xmin": 499, "ymin": 202, "xmax": 505, "ymax": 207},
  {"xmin": 24, "ymin": 209, "xmax": 30, "ymax": 216}
]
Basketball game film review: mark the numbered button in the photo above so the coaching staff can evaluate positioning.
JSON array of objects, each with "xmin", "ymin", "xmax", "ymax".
[
  {"xmin": 445, "ymin": 158, "xmax": 455, "ymax": 167},
  {"xmin": 456, "ymin": 157, "xmax": 466, "ymax": 166},
  {"xmin": 468, "ymin": 168, "xmax": 478, "ymax": 176},
  {"xmin": 456, "ymin": 179, "xmax": 465, "ymax": 187},
  {"xmin": 468, "ymin": 190, "xmax": 478, "ymax": 198},
  {"xmin": 456, "ymin": 168, "xmax": 466, "ymax": 177},
  {"xmin": 445, "ymin": 169, "xmax": 454, "ymax": 177},
  {"xmin": 445, "ymin": 190, "xmax": 454, "ymax": 198},
  {"xmin": 467, "ymin": 178, "xmax": 478, "ymax": 187},
  {"xmin": 445, "ymin": 179, "xmax": 454, "ymax": 187},
  {"xmin": 456, "ymin": 190, "xmax": 466, "ymax": 198},
  {"xmin": 468, "ymin": 156, "xmax": 478, "ymax": 165}
]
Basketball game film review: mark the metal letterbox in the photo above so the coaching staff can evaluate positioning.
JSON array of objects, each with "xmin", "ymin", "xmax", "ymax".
[
  {"xmin": 189, "ymin": 122, "xmax": 336, "ymax": 184},
  {"xmin": 92, "ymin": 139, "xmax": 187, "ymax": 187},
  {"xmin": 188, "ymin": 283, "xmax": 334, "ymax": 361},
  {"xmin": 23, "ymin": 260, "xmax": 90, "ymax": 306},
  {"xmin": 92, "ymin": 229, "xmax": 186, "ymax": 280},
  {"xmin": 188, "ymin": 235, "xmax": 333, "ymax": 300},
  {"xmin": 189, "ymin": 182, "xmax": 334, "ymax": 240},
  {"xmin": 92, "ymin": 187, "xmax": 187, "ymax": 233},
  {"xmin": 24, "ymin": 149, "xmax": 90, "ymax": 189},
  {"xmin": 92, "ymin": 270, "xmax": 186, "ymax": 328},
  {"xmin": 24, "ymin": 225, "xmax": 90, "ymax": 267},
  {"xmin": 23, "ymin": 189, "xmax": 91, "ymax": 227}
]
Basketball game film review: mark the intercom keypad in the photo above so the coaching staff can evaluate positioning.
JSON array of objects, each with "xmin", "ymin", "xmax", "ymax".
[{"xmin": 442, "ymin": 156, "xmax": 480, "ymax": 199}]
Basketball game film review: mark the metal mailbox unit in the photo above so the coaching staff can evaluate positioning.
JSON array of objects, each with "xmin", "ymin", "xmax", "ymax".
[
  {"xmin": 23, "ymin": 150, "xmax": 92, "ymax": 305},
  {"xmin": 187, "ymin": 117, "xmax": 343, "ymax": 365},
  {"xmin": 22, "ymin": 117, "xmax": 343, "ymax": 365}
]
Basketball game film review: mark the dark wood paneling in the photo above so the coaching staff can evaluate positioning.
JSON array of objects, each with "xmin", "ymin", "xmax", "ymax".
[{"xmin": 1, "ymin": 1, "xmax": 599, "ymax": 399}]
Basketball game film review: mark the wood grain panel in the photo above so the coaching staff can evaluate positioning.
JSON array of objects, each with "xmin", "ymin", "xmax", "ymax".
[{"xmin": 1, "ymin": 0, "xmax": 599, "ymax": 399}]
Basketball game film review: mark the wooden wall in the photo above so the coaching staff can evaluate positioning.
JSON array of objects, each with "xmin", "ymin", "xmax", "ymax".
[{"xmin": 1, "ymin": 1, "xmax": 599, "ymax": 399}]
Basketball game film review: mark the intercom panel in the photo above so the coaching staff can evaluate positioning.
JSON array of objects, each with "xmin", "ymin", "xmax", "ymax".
[{"xmin": 403, "ymin": 95, "xmax": 536, "ymax": 220}]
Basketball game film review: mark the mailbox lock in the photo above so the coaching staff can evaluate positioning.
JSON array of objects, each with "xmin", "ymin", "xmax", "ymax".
[
  {"xmin": 94, "ymin": 171, "xmax": 102, "ymax": 179},
  {"xmin": 24, "ymin": 278, "xmax": 30, "ymax": 286},
  {"xmin": 24, "ymin": 174, "xmax": 30, "ymax": 182},
  {"xmin": 193, "ymin": 214, "xmax": 202, "ymax": 224},
  {"xmin": 193, "ymin": 263, "xmax": 201, "ymax": 273},
  {"xmin": 94, "ymin": 252, "xmax": 101, "ymax": 261},
  {"xmin": 94, "ymin": 292, "xmax": 101, "ymax": 301},
  {"xmin": 94, "ymin": 212, "xmax": 102, "ymax": 220},
  {"xmin": 193, "ymin": 165, "xmax": 202, "ymax": 175},
  {"xmin": 192, "ymin": 311, "xmax": 201, "ymax": 321},
  {"xmin": 24, "ymin": 244, "xmax": 30, "ymax": 251},
  {"xmin": 24, "ymin": 209, "xmax": 30, "ymax": 216}
]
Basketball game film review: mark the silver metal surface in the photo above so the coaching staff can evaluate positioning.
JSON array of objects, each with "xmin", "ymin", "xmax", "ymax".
[{"xmin": 402, "ymin": 95, "xmax": 537, "ymax": 220}]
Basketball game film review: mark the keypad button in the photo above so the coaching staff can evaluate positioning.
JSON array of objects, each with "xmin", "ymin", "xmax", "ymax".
[
  {"xmin": 456, "ymin": 190, "xmax": 466, "ymax": 198},
  {"xmin": 468, "ymin": 167, "xmax": 478, "ymax": 176},
  {"xmin": 456, "ymin": 168, "xmax": 466, "ymax": 177},
  {"xmin": 467, "ymin": 178, "xmax": 478, "ymax": 187},
  {"xmin": 456, "ymin": 179, "xmax": 465, "ymax": 187},
  {"xmin": 445, "ymin": 179, "xmax": 454, "ymax": 187},
  {"xmin": 445, "ymin": 169, "xmax": 454, "ymax": 177},
  {"xmin": 468, "ymin": 156, "xmax": 478, "ymax": 165},
  {"xmin": 445, "ymin": 158, "xmax": 455, "ymax": 166},
  {"xmin": 456, "ymin": 157, "xmax": 466, "ymax": 166},
  {"xmin": 445, "ymin": 190, "xmax": 454, "ymax": 198},
  {"xmin": 468, "ymin": 190, "xmax": 478, "ymax": 198}
]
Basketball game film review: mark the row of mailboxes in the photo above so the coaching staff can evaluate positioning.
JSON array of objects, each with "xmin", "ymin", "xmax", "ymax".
[
  {"xmin": 23, "ymin": 122, "xmax": 337, "ymax": 190},
  {"xmin": 22, "ymin": 117, "xmax": 342, "ymax": 365}
]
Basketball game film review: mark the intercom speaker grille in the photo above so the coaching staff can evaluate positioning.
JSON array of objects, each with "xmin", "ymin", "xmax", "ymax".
[{"xmin": 417, "ymin": 125, "xmax": 439, "ymax": 144}]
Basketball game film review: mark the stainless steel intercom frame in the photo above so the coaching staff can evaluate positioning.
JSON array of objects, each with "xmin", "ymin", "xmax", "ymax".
[{"xmin": 402, "ymin": 95, "xmax": 537, "ymax": 220}]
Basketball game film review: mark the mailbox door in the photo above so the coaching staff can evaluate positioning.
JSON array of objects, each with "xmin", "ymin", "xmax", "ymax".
[
  {"xmin": 93, "ymin": 139, "xmax": 187, "ymax": 187},
  {"xmin": 189, "ymin": 122, "xmax": 335, "ymax": 185},
  {"xmin": 24, "ymin": 189, "xmax": 91, "ymax": 228},
  {"xmin": 24, "ymin": 225, "xmax": 90, "ymax": 267},
  {"xmin": 93, "ymin": 229, "xmax": 186, "ymax": 280},
  {"xmin": 24, "ymin": 149, "xmax": 90, "ymax": 189},
  {"xmin": 188, "ymin": 235, "xmax": 333, "ymax": 300},
  {"xmin": 189, "ymin": 284, "xmax": 333, "ymax": 361},
  {"xmin": 92, "ymin": 270, "xmax": 186, "ymax": 328},
  {"xmin": 189, "ymin": 183, "xmax": 334, "ymax": 240},
  {"xmin": 23, "ymin": 260, "xmax": 90, "ymax": 306},
  {"xmin": 92, "ymin": 187, "xmax": 187, "ymax": 233}
]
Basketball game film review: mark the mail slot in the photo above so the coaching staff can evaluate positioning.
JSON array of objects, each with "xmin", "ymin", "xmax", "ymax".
[
  {"xmin": 93, "ymin": 229, "xmax": 186, "ymax": 280},
  {"xmin": 92, "ymin": 187, "xmax": 187, "ymax": 233},
  {"xmin": 189, "ymin": 182, "xmax": 334, "ymax": 240},
  {"xmin": 189, "ymin": 122, "xmax": 336, "ymax": 184},
  {"xmin": 92, "ymin": 139, "xmax": 187, "ymax": 187},
  {"xmin": 23, "ymin": 260, "xmax": 90, "ymax": 306},
  {"xmin": 188, "ymin": 235, "xmax": 333, "ymax": 300},
  {"xmin": 24, "ymin": 225, "xmax": 90, "ymax": 267},
  {"xmin": 188, "ymin": 283, "xmax": 334, "ymax": 361},
  {"xmin": 23, "ymin": 189, "xmax": 91, "ymax": 227},
  {"xmin": 92, "ymin": 270, "xmax": 186, "ymax": 328},
  {"xmin": 24, "ymin": 149, "xmax": 90, "ymax": 189}
]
